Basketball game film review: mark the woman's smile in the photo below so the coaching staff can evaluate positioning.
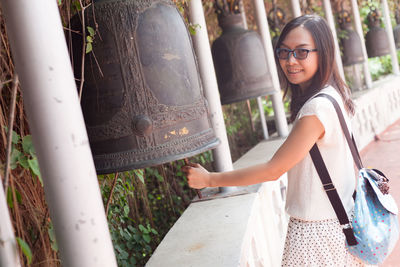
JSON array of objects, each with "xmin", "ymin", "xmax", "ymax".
[{"xmin": 287, "ymin": 68, "xmax": 303, "ymax": 75}]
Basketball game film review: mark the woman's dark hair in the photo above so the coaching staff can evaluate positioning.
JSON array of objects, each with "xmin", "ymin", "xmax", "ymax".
[{"xmin": 274, "ymin": 15, "xmax": 355, "ymax": 122}]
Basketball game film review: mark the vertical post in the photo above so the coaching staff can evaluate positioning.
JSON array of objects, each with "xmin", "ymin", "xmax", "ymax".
[
  {"xmin": 188, "ymin": 0, "xmax": 236, "ymax": 193},
  {"xmin": 350, "ymin": 0, "xmax": 373, "ymax": 88},
  {"xmin": 0, "ymin": 175, "xmax": 21, "ymax": 267},
  {"xmin": 257, "ymin": 98, "xmax": 269, "ymax": 140},
  {"xmin": 381, "ymin": 0, "xmax": 400, "ymax": 75},
  {"xmin": 0, "ymin": 1, "xmax": 118, "ymax": 266},
  {"xmin": 239, "ymin": 0, "xmax": 249, "ymax": 29},
  {"xmin": 322, "ymin": 0, "xmax": 346, "ymax": 81},
  {"xmin": 252, "ymin": 0, "xmax": 289, "ymax": 137},
  {"xmin": 351, "ymin": 64, "xmax": 364, "ymax": 90},
  {"xmin": 291, "ymin": 0, "xmax": 302, "ymax": 18},
  {"xmin": 239, "ymin": 1, "xmax": 269, "ymax": 140}
]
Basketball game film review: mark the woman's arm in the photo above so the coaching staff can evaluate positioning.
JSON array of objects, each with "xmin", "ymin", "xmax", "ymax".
[{"xmin": 182, "ymin": 115, "xmax": 325, "ymax": 189}]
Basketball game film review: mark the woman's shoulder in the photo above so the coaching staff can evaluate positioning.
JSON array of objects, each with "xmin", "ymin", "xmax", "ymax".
[
  {"xmin": 304, "ymin": 86, "xmax": 342, "ymax": 108},
  {"xmin": 296, "ymin": 86, "xmax": 339, "ymax": 119}
]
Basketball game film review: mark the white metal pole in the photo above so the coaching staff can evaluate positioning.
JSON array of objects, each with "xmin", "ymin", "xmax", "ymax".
[
  {"xmin": 0, "ymin": 1, "xmax": 118, "ymax": 266},
  {"xmin": 239, "ymin": 0, "xmax": 249, "ymax": 29},
  {"xmin": 257, "ymin": 98, "xmax": 269, "ymax": 140},
  {"xmin": 0, "ymin": 176, "xmax": 21, "ymax": 267},
  {"xmin": 252, "ymin": 0, "xmax": 289, "ymax": 137},
  {"xmin": 322, "ymin": 0, "xmax": 346, "ymax": 81},
  {"xmin": 291, "ymin": 0, "xmax": 302, "ymax": 18},
  {"xmin": 188, "ymin": 0, "xmax": 236, "ymax": 193},
  {"xmin": 350, "ymin": 0, "xmax": 373, "ymax": 88},
  {"xmin": 381, "ymin": 0, "xmax": 400, "ymax": 75},
  {"xmin": 239, "ymin": 2, "xmax": 269, "ymax": 140}
]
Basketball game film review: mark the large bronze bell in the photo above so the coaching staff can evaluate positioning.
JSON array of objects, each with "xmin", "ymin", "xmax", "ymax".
[
  {"xmin": 338, "ymin": 10, "xmax": 364, "ymax": 66},
  {"xmin": 211, "ymin": 14, "xmax": 276, "ymax": 105},
  {"xmin": 365, "ymin": 8, "xmax": 390, "ymax": 58},
  {"xmin": 394, "ymin": 11, "xmax": 400, "ymax": 49},
  {"xmin": 70, "ymin": 0, "xmax": 219, "ymax": 174}
]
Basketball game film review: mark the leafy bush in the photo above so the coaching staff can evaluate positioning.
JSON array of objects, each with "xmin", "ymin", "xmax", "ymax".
[
  {"xmin": 99, "ymin": 152, "xmax": 213, "ymax": 266},
  {"xmin": 368, "ymin": 55, "xmax": 393, "ymax": 81}
]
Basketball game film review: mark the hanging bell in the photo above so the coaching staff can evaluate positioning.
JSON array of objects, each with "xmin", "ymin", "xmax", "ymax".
[
  {"xmin": 393, "ymin": 12, "xmax": 400, "ymax": 49},
  {"xmin": 70, "ymin": 0, "xmax": 219, "ymax": 174},
  {"xmin": 211, "ymin": 14, "xmax": 276, "ymax": 105},
  {"xmin": 394, "ymin": 24, "xmax": 400, "ymax": 49},
  {"xmin": 337, "ymin": 10, "xmax": 364, "ymax": 66},
  {"xmin": 365, "ymin": 8, "xmax": 390, "ymax": 58},
  {"xmin": 268, "ymin": 7, "xmax": 286, "ymax": 49}
]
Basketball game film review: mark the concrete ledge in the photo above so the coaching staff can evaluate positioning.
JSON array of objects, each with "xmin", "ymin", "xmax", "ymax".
[{"xmin": 146, "ymin": 193, "xmax": 257, "ymax": 267}]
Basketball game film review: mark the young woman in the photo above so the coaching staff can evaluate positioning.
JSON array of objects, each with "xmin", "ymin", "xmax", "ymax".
[{"xmin": 183, "ymin": 15, "xmax": 366, "ymax": 266}]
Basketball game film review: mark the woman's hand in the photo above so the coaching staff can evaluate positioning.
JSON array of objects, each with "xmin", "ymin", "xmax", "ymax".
[{"xmin": 182, "ymin": 162, "xmax": 211, "ymax": 189}]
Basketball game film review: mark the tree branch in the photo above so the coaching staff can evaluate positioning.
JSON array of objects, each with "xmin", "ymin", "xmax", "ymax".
[{"xmin": 3, "ymin": 74, "xmax": 19, "ymax": 193}]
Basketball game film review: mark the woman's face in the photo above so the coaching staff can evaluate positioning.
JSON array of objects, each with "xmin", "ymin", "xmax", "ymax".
[{"xmin": 278, "ymin": 26, "xmax": 319, "ymax": 90}]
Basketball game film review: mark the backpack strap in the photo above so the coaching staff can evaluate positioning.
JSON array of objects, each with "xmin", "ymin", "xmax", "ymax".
[
  {"xmin": 316, "ymin": 93, "xmax": 363, "ymax": 170},
  {"xmin": 310, "ymin": 145, "xmax": 358, "ymax": 246},
  {"xmin": 308, "ymin": 93, "xmax": 360, "ymax": 246}
]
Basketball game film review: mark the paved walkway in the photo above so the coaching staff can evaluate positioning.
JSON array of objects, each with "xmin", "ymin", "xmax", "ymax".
[{"xmin": 360, "ymin": 119, "xmax": 400, "ymax": 266}]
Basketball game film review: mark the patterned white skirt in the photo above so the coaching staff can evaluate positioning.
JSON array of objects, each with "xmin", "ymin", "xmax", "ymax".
[{"xmin": 281, "ymin": 217, "xmax": 371, "ymax": 267}]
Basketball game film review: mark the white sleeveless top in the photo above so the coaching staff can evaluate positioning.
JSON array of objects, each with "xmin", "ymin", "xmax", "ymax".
[{"xmin": 285, "ymin": 86, "xmax": 356, "ymax": 221}]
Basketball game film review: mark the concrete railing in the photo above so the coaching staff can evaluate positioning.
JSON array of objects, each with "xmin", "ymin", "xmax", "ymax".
[
  {"xmin": 146, "ymin": 138, "xmax": 288, "ymax": 267},
  {"xmin": 352, "ymin": 75, "xmax": 400, "ymax": 149},
  {"xmin": 146, "ymin": 75, "xmax": 400, "ymax": 267}
]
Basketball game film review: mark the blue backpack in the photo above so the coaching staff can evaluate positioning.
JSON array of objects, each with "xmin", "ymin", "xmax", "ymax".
[
  {"xmin": 346, "ymin": 168, "xmax": 399, "ymax": 264},
  {"xmin": 310, "ymin": 94, "xmax": 399, "ymax": 265}
]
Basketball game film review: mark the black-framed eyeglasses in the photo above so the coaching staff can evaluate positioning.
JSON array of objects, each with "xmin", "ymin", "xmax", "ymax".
[{"xmin": 276, "ymin": 48, "xmax": 318, "ymax": 60}]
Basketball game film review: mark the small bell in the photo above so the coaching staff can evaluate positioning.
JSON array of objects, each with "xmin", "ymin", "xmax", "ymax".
[
  {"xmin": 212, "ymin": 2, "xmax": 276, "ymax": 105},
  {"xmin": 337, "ymin": 10, "xmax": 364, "ymax": 66},
  {"xmin": 393, "ymin": 11, "xmax": 400, "ymax": 49},
  {"xmin": 365, "ymin": 8, "xmax": 390, "ymax": 58}
]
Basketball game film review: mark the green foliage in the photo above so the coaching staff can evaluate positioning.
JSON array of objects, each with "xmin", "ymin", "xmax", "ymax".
[
  {"xmin": 261, "ymin": 97, "xmax": 274, "ymax": 116},
  {"xmin": 368, "ymin": 55, "xmax": 393, "ymax": 81},
  {"xmin": 72, "ymin": 0, "xmax": 82, "ymax": 12},
  {"xmin": 398, "ymin": 50, "xmax": 400, "ymax": 64},
  {"xmin": 48, "ymin": 221, "xmax": 58, "ymax": 252},
  {"xmin": 16, "ymin": 237, "xmax": 33, "ymax": 265},
  {"xmin": 100, "ymin": 172, "xmax": 158, "ymax": 266},
  {"xmin": 223, "ymin": 111, "xmax": 242, "ymax": 137},
  {"xmin": 86, "ymin": 26, "xmax": 95, "ymax": 54},
  {"xmin": 188, "ymin": 23, "xmax": 201, "ymax": 35},
  {"xmin": 5, "ymin": 128, "xmax": 42, "ymax": 186},
  {"xmin": 99, "ymin": 151, "xmax": 213, "ymax": 266},
  {"xmin": 7, "ymin": 187, "xmax": 22, "ymax": 209}
]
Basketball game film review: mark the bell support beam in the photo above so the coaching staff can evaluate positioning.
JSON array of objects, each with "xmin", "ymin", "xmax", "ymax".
[
  {"xmin": 0, "ymin": 0, "xmax": 118, "ymax": 266},
  {"xmin": 350, "ymin": 0, "xmax": 373, "ymax": 88},
  {"xmin": 188, "ymin": 0, "xmax": 237, "ymax": 193},
  {"xmin": 322, "ymin": 0, "xmax": 346, "ymax": 81},
  {"xmin": 239, "ymin": 1, "xmax": 269, "ymax": 140},
  {"xmin": 252, "ymin": 0, "xmax": 289, "ymax": 137},
  {"xmin": 291, "ymin": 0, "xmax": 302, "ymax": 18},
  {"xmin": 381, "ymin": 0, "xmax": 400, "ymax": 75}
]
